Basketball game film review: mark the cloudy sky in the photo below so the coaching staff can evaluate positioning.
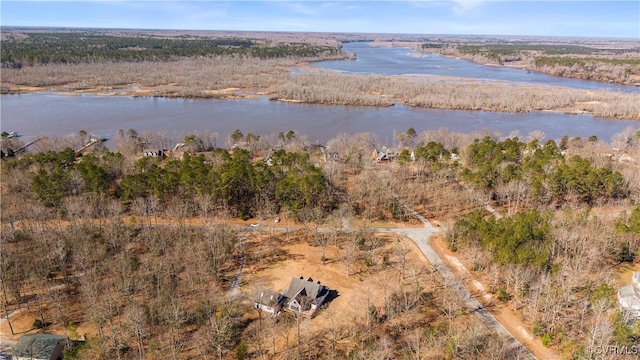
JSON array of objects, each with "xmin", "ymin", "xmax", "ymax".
[{"xmin": 2, "ymin": 1, "xmax": 639, "ymax": 38}]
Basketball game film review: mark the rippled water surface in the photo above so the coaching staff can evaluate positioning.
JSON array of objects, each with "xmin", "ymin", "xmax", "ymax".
[{"xmin": 2, "ymin": 94, "xmax": 637, "ymax": 146}]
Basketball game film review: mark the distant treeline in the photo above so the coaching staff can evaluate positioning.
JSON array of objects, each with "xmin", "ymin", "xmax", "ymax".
[
  {"xmin": 534, "ymin": 56, "xmax": 640, "ymax": 68},
  {"xmin": 452, "ymin": 44, "xmax": 635, "ymax": 57},
  {"xmin": 0, "ymin": 32, "xmax": 343, "ymax": 67},
  {"xmin": 420, "ymin": 42, "xmax": 640, "ymax": 84}
]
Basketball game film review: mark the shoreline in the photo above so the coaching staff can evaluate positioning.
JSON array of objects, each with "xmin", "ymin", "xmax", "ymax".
[
  {"xmin": 2, "ymin": 55, "xmax": 639, "ymax": 121},
  {"xmin": 2, "ymin": 81, "xmax": 639, "ymax": 121},
  {"xmin": 366, "ymin": 41, "xmax": 638, "ymax": 86}
]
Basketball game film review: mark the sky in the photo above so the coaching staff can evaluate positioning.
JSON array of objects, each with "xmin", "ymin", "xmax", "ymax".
[{"xmin": 1, "ymin": 1, "xmax": 639, "ymax": 38}]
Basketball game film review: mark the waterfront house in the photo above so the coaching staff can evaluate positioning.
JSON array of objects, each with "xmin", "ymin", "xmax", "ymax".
[{"xmin": 142, "ymin": 149, "xmax": 165, "ymax": 158}]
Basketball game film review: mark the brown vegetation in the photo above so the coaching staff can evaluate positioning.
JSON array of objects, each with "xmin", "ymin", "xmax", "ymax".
[
  {"xmin": 2, "ymin": 126, "xmax": 640, "ymax": 359},
  {"xmin": 0, "ymin": 211, "xmax": 515, "ymax": 359},
  {"xmin": 1, "ymin": 56, "xmax": 311, "ymax": 98},
  {"xmin": 272, "ymin": 72, "xmax": 640, "ymax": 120},
  {"xmin": 2, "ymin": 31, "xmax": 639, "ymax": 120},
  {"xmin": 4, "ymin": 60, "xmax": 638, "ymax": 120},
  {"xmin": 2, "ymin": 28, "xmax": 640, "ymax": 358}
]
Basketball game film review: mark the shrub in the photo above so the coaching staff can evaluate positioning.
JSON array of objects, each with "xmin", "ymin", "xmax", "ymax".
[
  {"xmin": 497, "ymin": 288, "xmax": 510, "ymax": 302},
  {"xmin": 532, "ymin": 320, "xmax": 547, "ymax": 337},
  {"xmin": 236, "ymin": 340, "xmax": 247, "ymax": 360},
  {"xmin": 32, "ymin": 318, "xmax": 46, "ymax": 329}
]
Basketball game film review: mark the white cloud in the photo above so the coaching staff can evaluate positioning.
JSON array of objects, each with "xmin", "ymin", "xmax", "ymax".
[
  {"xmin": 274, "ymin": 2, "xmax": 323, "ymax": 15},
  {"xmin": 451, "ymin": 0, "xmax": 484, "ymax": 13},
  {"xmin": 289, "ymin": 3, "xmax": 320, "ymax": 15}
]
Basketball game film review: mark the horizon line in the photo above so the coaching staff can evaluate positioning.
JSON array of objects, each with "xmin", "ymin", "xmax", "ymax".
[{"xmin": 2, "ymin": 25, "xmax": 638, "ymax": 40}]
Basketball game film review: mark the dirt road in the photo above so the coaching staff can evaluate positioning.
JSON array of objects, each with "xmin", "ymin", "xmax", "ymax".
[{"xmin": 390, "ymin": 200, "xmax": 541, "ymax": 359}]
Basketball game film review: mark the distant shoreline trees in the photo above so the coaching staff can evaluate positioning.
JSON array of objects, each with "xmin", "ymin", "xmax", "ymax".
[
  {"xmin": 0, "ymin": 32, "xmax": 344, "ymax": 68},
  {"xmin": 3, "ymin": 31, "xmax": 639, "ymax": 120}
]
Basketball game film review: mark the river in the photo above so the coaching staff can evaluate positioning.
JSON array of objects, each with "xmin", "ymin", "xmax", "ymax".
[
  {"xmin": 315, "ymin": 42, "xmax": 640, "ymax": 94},
  {"xmin": 1, "ymin": 43, "xmax": 638, "ymax": 147},
  {"xmin": 2, "ymin": 94, "xmax": 637, "ymax": 147}
]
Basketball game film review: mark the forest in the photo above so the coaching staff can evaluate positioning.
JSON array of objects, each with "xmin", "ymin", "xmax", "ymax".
[
  {"xmin": 0, "ymin": 32, "xmax": 343, "ymax": 67},
  {"xmin": 1, "ymin": 125, "xmax": 640, "ymax": 359}
]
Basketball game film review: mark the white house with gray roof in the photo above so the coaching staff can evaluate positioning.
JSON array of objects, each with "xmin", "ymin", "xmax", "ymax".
[
  {"xmin": 254, "ymin": 277, "xmax": 331, "ymax": 318},
  {"xmin": 618, "ymin": 272, "xmax": 640, "ymax": 318},
  {"xmin": 282, "ymin": 277, "xmax": 330, "ymax": 317},
  {"xmin": 255, "ymin": 289, "xmax": 285, "ymax": 315}
]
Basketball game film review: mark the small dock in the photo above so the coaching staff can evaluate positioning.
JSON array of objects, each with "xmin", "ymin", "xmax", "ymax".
[
  {"xmin": 13, "ymin": 136, "xmax": 46, "ymax": 153},
  {"xmin": 76, "ymin": 137, "xmax": 108, "ymax": 155}
]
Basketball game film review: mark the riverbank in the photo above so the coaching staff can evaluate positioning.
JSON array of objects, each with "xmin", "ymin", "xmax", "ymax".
[
  {"xmin": 418, "ymin": 45, "xmax": 640, "ymax": 86},
  {"xmin": 4, "ymin": 70, "xmax": 640, "ymax": 121},
  {"xmin": 2, "ymin": 42, "xmax": 640, "ymax": 121},
  {"xmin": 2, "ymin": 84, "xmax": 267, "ymax": 100},
  {"xmin": 355, "ymin": 40, "xmax": 640, "ymax": 86},
  {"xmin": 273, "ymin": 71, "xmax": 640, "ymax": 120}
]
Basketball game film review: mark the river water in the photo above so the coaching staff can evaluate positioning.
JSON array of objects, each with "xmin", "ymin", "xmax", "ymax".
[
  {"xmin": 2, "ymin": 94, "xmax": 637, "ymax": 146},
  {"xmin": 1, "ymin": 43, "xmax": 638, "ymax": 146},
  {"xmin": 316, "ymin": 42, "xmax": 640, "ymax": 94}
]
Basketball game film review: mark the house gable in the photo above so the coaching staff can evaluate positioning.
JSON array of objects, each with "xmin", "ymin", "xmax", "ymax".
[
  {"xmin": 256, "ymin": 276, "xmax": 332, "ymax": 318},
  {"xmin": 282, "ymin": 277, "xmax": 330, "ymax": 315}
]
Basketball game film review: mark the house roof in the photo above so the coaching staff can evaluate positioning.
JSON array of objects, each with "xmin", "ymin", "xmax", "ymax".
[
  {"xmin": 619, "ymin": 272, "xmax": 640, "ymax": 313},
  {"xmin": 256, "ymin": 289, "xmax": 283, "ymax": 307},
  {"xmin": 619, "ymin": 285, "xmax": 640, "ymax": 311},
  {"xmin": 283, "ymin": 277, "xmax": 326, "ymax": 301},
  {"xmin": 13, "ymin": 334, "xmax": 66, "ymax": 359},
  {"xmin": 374, "ymin": 147, "xmax": 398, "ymax": 161}
]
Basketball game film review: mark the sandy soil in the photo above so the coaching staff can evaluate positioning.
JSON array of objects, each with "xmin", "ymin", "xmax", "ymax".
[
  {"xmin": 242, "ymin": 232, "xmax": 428, "ymax": 332},
  {"xmin": 430, "ymin": 235, "xmax": 561, "ymax": 360},
  {"xmin": 7, "ymin": 84, "xmax": 263, "ymax": 100}
]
